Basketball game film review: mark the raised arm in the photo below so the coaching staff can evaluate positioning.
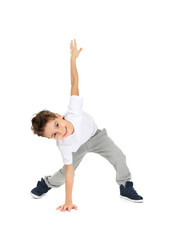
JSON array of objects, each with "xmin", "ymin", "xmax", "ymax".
[
  {"xmin": 71, "ymin": 58, "xmax": 79, "ymax": 96},
  {"xmin": 70, "ymin": 39, "xmax": 83, "ymax": 96}
]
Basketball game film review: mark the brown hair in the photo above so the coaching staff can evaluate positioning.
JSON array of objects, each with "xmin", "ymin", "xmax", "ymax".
[{"xmin": 31, "ymin": 110, "xmax": 58, "ymax": 137}]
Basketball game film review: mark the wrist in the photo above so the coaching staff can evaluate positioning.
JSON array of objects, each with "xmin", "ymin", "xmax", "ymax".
[
  {"xmin": 71, "ymin": 56, "xmax": 76, "ymax": 61},
  {"xmin": 65, "ymin": 199, "xmax": 72, "ymax": 204}
]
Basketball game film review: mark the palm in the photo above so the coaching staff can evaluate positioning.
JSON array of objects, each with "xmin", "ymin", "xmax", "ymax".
[{"xmin": 70, "ymin": 39, "xmax": 83, "ymax": 58}]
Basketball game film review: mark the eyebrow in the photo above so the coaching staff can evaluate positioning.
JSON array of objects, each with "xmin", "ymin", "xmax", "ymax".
[{"xmin": 51, "ymin": 121, "xmax": 57, "ymax": 138}]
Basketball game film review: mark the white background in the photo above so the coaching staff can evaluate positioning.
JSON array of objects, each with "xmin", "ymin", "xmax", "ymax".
[{"xmin": 0, "ymin": 0, "xmax": 173, "ymax": 239}]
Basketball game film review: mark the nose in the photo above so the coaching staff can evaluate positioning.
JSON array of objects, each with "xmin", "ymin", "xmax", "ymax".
[{"xmin": 58, "ymin": 127, "xmax": 66, "ymax": 137}]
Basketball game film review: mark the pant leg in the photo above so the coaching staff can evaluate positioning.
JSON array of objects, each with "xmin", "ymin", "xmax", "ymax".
[
  {"xmin": 86, "ymin": 128, "xmax": 132, "ymax": 186},
  {"xmin": 44, "ymin": 140, "xmax": 89, "ymax": 188}
]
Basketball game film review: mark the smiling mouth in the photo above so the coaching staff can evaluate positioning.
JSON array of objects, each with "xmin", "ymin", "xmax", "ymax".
[{"xmin": 64, "ymin": 127, "xmax": 67, "ymax": 136}]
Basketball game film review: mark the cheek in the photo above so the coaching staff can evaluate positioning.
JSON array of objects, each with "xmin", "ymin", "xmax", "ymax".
[{"xmin": 63, "ymin": 122, "xmax": 67, "ymax": 128}]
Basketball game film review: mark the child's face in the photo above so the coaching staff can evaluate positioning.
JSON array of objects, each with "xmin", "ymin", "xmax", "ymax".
[{"xmin": 43, "ymin": 113, "xmax": 74, "ymax": 140}]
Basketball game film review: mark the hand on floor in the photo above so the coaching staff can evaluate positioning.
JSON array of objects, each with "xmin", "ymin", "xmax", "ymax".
[{"xmin": 56, "ymin": 202, "xmax": 78, "ymax": 212}]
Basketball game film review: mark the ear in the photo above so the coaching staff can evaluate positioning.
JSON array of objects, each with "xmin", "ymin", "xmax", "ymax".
[{"xmin": 55, "ymin": 113, "xmax": 63, "ymax": 118}]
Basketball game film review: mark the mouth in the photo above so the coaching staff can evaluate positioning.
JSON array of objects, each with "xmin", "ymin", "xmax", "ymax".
[{"xmin": 64, "ymin": 127, "xmax": 67, "ymax": 136}]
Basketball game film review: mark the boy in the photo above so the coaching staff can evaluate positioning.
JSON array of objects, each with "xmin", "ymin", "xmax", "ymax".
[{"xmin": 31, "ymin": 39, "xmax": 143, "ymax": 212}]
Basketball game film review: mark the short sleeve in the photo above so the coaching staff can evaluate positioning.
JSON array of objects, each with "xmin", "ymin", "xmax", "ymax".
[
  {"xmin": 60, "ymin": 150, "xmax": 73, "ymax": 165},
  {"xmin": 67, "ymin": 95, "xmax": 83, "ymax": 115}
]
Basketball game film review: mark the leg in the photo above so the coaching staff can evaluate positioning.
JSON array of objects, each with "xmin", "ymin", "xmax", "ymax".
[
  {"xmin": 86, "ymin": 128, "xmax": 132, "ymax": 186},
  {"xmin": 44, "ymin": 142, "xmax": 88, "ymax": 188}
]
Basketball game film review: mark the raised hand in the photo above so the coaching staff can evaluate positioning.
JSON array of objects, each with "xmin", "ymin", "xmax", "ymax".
[{"xmin": 70, "ymin": 39, "xmax": 83, "ymax": 59}]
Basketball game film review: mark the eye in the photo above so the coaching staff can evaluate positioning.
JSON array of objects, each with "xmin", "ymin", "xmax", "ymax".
[{"xmin": 53, "ymin": 123, "xmax": 59, "ymax": 137}]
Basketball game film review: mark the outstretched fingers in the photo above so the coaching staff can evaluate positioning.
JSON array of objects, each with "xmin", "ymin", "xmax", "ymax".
[{"xmin": 74, "ymin": 39, "xmax": 77, "ymax": 48}]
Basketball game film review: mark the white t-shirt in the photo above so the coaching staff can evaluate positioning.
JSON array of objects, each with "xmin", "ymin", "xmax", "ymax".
[{"xmin": 56, "ymin": 95, "xmax": 98, "ymax": 165}]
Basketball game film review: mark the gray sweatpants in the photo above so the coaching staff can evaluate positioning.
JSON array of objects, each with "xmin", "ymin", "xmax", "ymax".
[{"xmin": 44, "ymin": 128, "xmax": 131, "ymax": 188}]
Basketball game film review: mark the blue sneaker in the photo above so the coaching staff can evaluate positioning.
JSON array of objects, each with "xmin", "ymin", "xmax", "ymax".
[
  {"xmin": 120, "ymin": 181, "xmax": 143, "ymax": 203},
  {"xmin": 30, "ymin": 178, "xmax": 51, "ymax": 199}
]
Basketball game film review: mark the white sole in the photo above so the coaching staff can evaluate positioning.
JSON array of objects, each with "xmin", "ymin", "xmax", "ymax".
[
  {"xmin": 120, "ymin": 195, "xmax": 143, "ymax": 203},
  {"xmin": 30, "ymin": 192, "xmax": 46, "ymax": 199}
]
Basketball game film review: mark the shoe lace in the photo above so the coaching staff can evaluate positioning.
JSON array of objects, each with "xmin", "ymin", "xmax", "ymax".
[{"xmin": 37, "ymin": 181, "xmax": 48, "ymax": 192}]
